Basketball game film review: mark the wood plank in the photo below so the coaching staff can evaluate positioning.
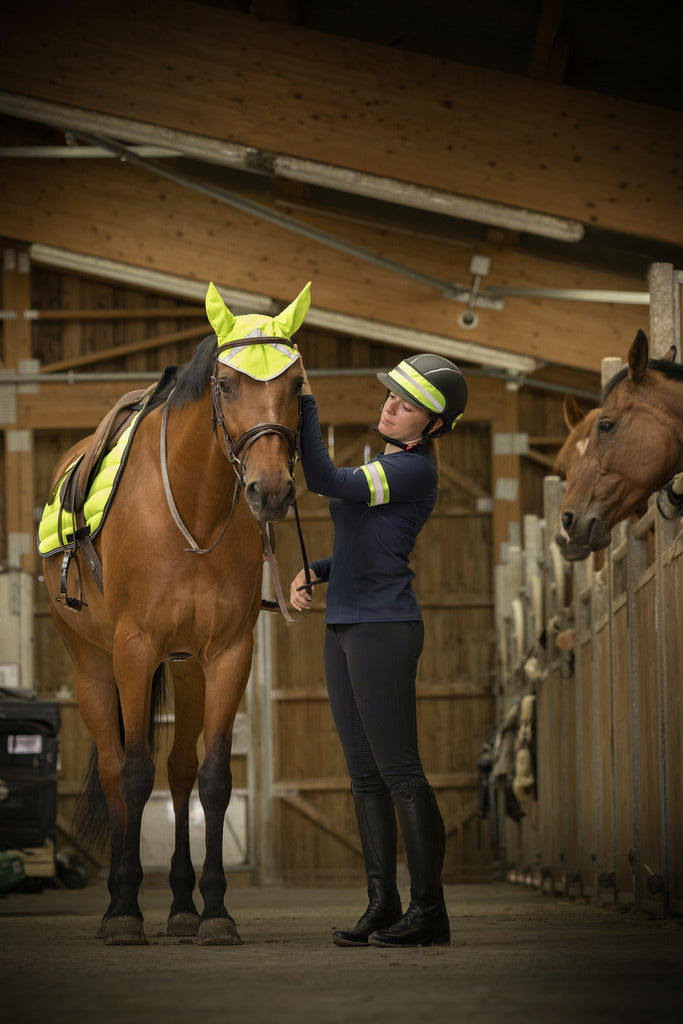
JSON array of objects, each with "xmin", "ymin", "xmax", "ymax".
[
  {"xmin": 16, "ymin": 372, "xmax": 506, "ymax": 430},
  {"xmin": 276, "ymin": 793, "xmax": 362, "ymax": 856},
  {"xmin": 32, "ymin": 306, "xmax": 204, "ymax": 321},
  {"xmin": 274, "ymin": 773, "xmax": 478, "ymax": 792},
  {"xmin": 41, "ymin": 324, "xmax": 207, "ymax": 372},
  {"xmin": 1, "ymin": 1, "xmax": 681, "ymax": 245},
  {"xmin": 272, "ymin": 681, "xmax": 493, "ymax": 701}
]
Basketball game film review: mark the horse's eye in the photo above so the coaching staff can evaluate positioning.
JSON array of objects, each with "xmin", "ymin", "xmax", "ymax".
[
  {"xmin": 598, "ymin": 420, "xmax": 614, "ymax": 435},
  {"xmin": 218, "ymin": 378, "xmax": 233, "ymax": 395}
]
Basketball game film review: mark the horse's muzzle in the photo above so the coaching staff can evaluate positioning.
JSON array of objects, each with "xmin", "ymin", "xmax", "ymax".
[
  {"xmin": 245, "ymin": 477, "xmax": 296, "ymax": 523},
  {"xmin": 558, "ymin": 507, "xmax": 611, "ymax": 557}
]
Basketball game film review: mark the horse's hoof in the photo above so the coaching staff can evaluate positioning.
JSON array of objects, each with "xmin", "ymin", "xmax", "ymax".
[
  {"xmin": 104, "ymin": 916, "xmax": 148, "ymax": 945},
  {"xmin": 96, "ymin": 918, "xmax": 108, "ymax": 940},
  {"xmin": 167, "ymin": 912, "xmax": 200, "ymax": 938},
  {"xmin": 196, "ymin": 916, "xmax": 242, "ymax": 945}
]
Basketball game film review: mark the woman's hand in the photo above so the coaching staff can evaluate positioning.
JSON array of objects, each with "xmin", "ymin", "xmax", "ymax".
[
  {"xmin": 290, "ymin": 567, "xmax": 318, "ymax": 611},
  {"xmin": 294, "ymin": 345, "xmax": 313, "ymax": 396}
]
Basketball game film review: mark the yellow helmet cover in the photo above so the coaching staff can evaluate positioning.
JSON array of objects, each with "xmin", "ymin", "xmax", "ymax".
[{"xmin": 205, "ymin": 281, "xmax": 311, "ymax": 381}]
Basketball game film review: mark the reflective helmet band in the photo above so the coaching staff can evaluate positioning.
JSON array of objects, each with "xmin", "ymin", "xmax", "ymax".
[{"xmin": 387, "ymin": 361, "xmax": 446, "ymax": 414}]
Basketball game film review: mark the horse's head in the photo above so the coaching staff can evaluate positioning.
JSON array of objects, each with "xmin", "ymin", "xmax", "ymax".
[
  {"xmin": 557, "ymin": 330, "xmax": 682, "ymax": 560},
  {"xmin": 552, "ymin": 396, "xmax": 599, "ymax": 561},
  {"xmin": 207, "ymin": 281, "xmax": 311, "ymax": 523}
]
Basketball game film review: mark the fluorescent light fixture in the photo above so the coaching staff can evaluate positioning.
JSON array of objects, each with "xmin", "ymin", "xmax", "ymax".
[
  {"xmin": 274, "ymin": 156, "xmax": 585, "ymax": 243},
  {"xmin": 28, "ymin": 245, "xmax": 538, "ymax": 376}
]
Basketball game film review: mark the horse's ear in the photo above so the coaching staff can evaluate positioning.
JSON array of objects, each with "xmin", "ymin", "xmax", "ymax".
[
  {"xmin": 662, "ymin": 345, "xmax": 677, "ymax": 362},
  {"xmin": 628, "ymin": 329, "xmax": 649, "ymax": 384},
  {"xmin": 205, "ymin": 282, "xmax": 236, "ymax": 339},
  {"xmin": 563, "ymin": 393, "xmax": 585, "ymax": 430},
  {"xmin": 274, "ymin": 282, "xmax": 311, "ymax": 339}
]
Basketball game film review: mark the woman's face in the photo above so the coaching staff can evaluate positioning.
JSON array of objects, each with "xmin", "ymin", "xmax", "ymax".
[{"xmin": 378, "ymin": 391, "xmax": 432, "ymax": 444}]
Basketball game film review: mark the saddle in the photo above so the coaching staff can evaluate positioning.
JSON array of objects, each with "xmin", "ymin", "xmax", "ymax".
[
  {"xmin": 60, "ymin": 388, "xmax": 150, "ymax": 515},
  {"xmin": 50, "ymin": 387, "xmax": 152, "ymax": 607}
]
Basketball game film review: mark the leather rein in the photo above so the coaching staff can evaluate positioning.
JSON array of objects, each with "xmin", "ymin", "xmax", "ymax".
[{"xmin": 160, "ymin": 339, "xmax": 312, "ymax": 623}]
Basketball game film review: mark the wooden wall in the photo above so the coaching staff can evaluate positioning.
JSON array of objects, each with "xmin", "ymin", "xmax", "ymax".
[
  {"xmin": 493, "ymin": 265, "xmax": 683, "ymax": 915},
  {"xmin": 497, "ymin": 491, "xmax": 683, "ymax": 915}
]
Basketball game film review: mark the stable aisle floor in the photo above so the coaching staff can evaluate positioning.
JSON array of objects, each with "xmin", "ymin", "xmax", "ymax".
[{"xmin": 2, "ymin": 880, "xmax": 682, "ymax": 1023}]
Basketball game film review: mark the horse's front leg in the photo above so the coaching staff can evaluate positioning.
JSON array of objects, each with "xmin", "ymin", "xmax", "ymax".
[
  {"xmin": 104, "ymin": 643, "xmax": 158, "ymax": 945},
  {"xmin": 196, "ymin": 636, "xmax": 253, "ymax": 946},
  {"xmin": 166, "ymin": 660, "xmax": 205, "ymax": 937}
]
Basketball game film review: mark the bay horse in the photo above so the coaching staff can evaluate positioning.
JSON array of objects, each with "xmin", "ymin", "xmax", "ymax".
[
  {"xmin": 40, "ymin": 282, "xmax": 311, "ymax": 945},
  {"xmin": 557, "ymin": 330, "xmax": 683, "ymax": 560}
]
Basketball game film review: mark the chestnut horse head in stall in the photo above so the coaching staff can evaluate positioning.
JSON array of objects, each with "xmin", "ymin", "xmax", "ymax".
[
  {"xmin": 556, "ymin": 330, "xmax": 683, "ymax": 560},
  {"xmin": 551, "ymin": 394, "xmax": 600, "ymax": 562},
  {"xmin": 40, "ymin": 281, "xmax": 311, "ymax": 945}
]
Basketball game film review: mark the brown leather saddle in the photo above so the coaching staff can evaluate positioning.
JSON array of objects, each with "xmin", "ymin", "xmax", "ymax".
[{"xmin": 56, "ymin": 386, "xmax": 152, "ymax": 608}]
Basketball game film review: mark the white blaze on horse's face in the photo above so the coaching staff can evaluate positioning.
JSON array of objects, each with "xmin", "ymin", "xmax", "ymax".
[{"xmin": 553, "ymin": 404, "xmax": 600, "ymax": 561}]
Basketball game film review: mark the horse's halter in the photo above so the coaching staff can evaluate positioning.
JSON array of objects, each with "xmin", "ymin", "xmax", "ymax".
[{"xmin": 160, "ymin": 337, "xmax": 311, "ymax": 621}]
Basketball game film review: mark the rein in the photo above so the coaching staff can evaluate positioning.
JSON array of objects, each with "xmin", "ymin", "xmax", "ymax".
[{"xmin": 160, "ymin": 341, "xmax": 312, "ymax": 621}]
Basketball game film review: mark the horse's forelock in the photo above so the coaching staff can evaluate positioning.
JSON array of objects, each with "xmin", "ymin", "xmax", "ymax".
[{"xmin": 166, "ymin": 334, "xmax": 218, "ymax": 408}]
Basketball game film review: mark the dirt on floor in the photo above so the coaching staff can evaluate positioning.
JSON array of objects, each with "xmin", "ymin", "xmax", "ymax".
[{"xmin": 1, "ymin": 877, "xmax": 683, "ymax": 1024}]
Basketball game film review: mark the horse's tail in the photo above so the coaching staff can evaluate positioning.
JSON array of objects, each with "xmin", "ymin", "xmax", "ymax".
[{"xmin": 71, "ymin": 664, "xmax": 168, "ymax": 853}]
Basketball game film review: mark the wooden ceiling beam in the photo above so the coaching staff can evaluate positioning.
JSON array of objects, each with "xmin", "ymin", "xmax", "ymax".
[{"xmin": 0, "ymin": 0, "xmax": 681, "ymax": 247}]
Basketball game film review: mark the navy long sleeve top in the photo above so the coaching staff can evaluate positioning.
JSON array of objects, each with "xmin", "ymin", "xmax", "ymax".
[{"xmin": 300, "ymin": 394, "xmax": 438, "ymax": 623}]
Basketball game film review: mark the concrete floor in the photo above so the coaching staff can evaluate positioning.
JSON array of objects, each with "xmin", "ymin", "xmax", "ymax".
[{"xmin": 1, "ymin": 878, "xmax": 682, "ymax": 1024}]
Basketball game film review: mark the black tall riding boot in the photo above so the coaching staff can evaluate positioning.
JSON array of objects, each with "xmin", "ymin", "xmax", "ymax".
[
  {"xmin": 369, "ymin": 781, "xmax": 450, "ymax": 947},
  {"xmin": 333, "ymin": 791, "xmax": 403, "ymax": 947}
]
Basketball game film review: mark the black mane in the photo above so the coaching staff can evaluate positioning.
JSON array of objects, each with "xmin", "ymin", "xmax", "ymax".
[
  {"xmin": 601, "ymin": 357, "xmax": 683, "ymax": 403},
  {"xmin": 144, "ymin": 333, "xmax": 218, "ymax": 414}
]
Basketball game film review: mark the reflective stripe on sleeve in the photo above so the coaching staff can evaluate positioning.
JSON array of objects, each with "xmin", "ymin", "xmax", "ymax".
[{"xmin": 361, "ymin": 460, "xmax": 390, "ymax": 506}]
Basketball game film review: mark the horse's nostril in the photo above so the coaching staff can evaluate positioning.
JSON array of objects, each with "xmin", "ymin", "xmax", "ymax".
[{"xmin": 561, "ymin": 510, "xmax": 574, "ymax": 531}]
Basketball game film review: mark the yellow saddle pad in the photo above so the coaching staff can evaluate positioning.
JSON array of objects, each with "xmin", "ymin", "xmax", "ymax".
[{"xmin": 38, "ymin": 413, "xmax": 142, "ymax": 558}]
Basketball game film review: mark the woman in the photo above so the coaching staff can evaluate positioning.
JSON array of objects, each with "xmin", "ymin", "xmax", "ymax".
[{"xmin": 290, "ymin": 352, "xmax": 468, "ymax": 948}]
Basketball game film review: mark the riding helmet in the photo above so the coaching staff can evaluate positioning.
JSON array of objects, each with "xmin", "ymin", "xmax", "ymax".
[{"xmin": 377, "ymin": 353, "xmax": 468, "ymax": 437}]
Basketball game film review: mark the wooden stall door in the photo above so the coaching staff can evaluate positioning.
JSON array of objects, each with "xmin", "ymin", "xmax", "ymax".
[{"xmin": 267, "ymin": 421, "xmax": 497, "ymax": 886}]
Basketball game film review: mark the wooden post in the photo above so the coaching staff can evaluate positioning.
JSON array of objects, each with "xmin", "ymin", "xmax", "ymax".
[
  {"xmin": 648, "ymin": 261, "xmax": 681, "ymax": 913},
  {"xmin": 491, "ymin": 381, "xmax": 523, "ymax": 561},
  {"xmin": 1, "ymin": 246, "xmax": 35, "ymax": 688}
]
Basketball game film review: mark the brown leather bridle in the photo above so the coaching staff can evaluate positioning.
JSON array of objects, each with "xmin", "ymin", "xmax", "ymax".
[{"xmin": 160, "ymin": 339, "xmax": 312, "ymax": 621}]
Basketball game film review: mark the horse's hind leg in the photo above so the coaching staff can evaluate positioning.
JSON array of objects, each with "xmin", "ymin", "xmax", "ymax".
[
  {"xmin": 166, "ymin": 661, "xmax": 205, "ymax": 938},
  {"xmin": 104, "ymin": 640, "xmax": 159, "ymax": 945},
  {"xmin": 55, "ymin": 621, "xmax": 126, "ymax": 938}
]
